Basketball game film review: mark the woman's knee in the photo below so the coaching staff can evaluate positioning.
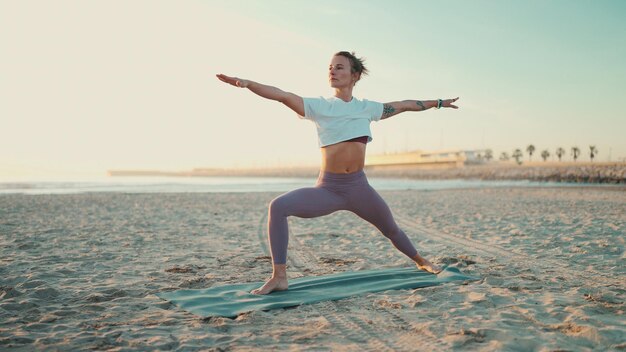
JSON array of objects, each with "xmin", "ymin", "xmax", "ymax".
[
  {"xmin": 270, "ymin": 187, "xmax": 344, "ymax": 219},
  {"xmin": 269, "ymin": 195, "xmax": 289, "ymax": 217},
  {"xmin": 381, "ymin": 223, "xmax": 403, "ymax": 239},
  {"xmin": 269, "ymin": 191, "xmax": 305, "ymax": 217}
]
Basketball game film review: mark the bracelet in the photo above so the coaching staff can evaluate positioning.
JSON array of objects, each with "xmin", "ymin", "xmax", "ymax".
[{"xmin": 436, "ymin": 99, "xmax": 442, "ymax": 109}]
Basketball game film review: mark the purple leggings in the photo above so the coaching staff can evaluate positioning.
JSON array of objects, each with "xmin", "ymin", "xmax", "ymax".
[{"xmin": 267, "ymin": 169, "xmax": 419, "ymax": 264}]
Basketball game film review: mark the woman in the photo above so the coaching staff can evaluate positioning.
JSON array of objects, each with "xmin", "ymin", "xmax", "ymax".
[{"xmin": 216, "ymin": 51, "xmax": 459, "ymax": 295}]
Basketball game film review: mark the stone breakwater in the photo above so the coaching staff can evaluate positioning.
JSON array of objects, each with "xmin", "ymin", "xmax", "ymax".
[
  {"xmin": 364, "ymin": 163, "xmax": 626, "ymax": 184},
  {"xmin": 109, "ymin": 163, "xmax": 626, "ymax": 184}
]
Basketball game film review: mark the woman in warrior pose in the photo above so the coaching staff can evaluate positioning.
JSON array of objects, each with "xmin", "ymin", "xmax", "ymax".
[{"xmin": 216, "ymin": 51, "xmax": 459, "ymax": 295}]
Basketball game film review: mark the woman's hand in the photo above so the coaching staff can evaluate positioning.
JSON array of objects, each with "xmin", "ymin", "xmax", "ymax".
[
  {"xmin": 443, "ymin": 97, "xmax": 460, "ymax": 109},
  {"xmin": 216, "ymin": 73, "xmax": 250, "ymax": 88}
]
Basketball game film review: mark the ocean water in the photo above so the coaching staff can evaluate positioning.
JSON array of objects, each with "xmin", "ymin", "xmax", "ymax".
[{"xmin": 0, "ymin": 175, "xmax": 619, "ymax": 195}]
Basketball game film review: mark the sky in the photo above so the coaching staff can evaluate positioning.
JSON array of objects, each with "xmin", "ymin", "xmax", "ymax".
[{"xmin": 1, "ymin": 0, "xmax": 625, "ymax": 180}]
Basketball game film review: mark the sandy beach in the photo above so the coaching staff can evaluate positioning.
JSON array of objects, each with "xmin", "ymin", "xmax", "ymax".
[{"xmin": 1, "ymin": 186, "xmax": 624, "ymax": 350}]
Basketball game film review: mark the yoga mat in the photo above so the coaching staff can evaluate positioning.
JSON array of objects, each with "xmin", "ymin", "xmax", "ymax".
[{"xmin": 156, "ymin": 265, "xmax": 478, "ymax": 318}]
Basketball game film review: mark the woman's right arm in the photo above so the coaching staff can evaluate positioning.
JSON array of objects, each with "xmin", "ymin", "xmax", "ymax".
[{"xmin": 216, "ymin": 74, "xmax": 304, "ymax": 117}]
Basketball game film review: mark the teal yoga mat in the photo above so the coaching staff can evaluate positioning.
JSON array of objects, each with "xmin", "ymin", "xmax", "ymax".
[{"xmin": 156, "ymin": 265, "xmax": 478, "ymax": 318}]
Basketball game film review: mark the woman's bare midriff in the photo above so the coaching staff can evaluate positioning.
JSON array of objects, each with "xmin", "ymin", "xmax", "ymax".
[{"xmin": 320, "ymin": 141, "xmax": 367, "ymax": 174}]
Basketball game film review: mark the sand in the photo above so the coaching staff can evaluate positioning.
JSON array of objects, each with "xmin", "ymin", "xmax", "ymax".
[{"xmin": 1, "ymin": 187, "xmax": 624, "ymax": 351}]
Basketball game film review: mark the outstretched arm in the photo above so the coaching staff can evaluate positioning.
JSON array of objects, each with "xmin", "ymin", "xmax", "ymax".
[
  {"xmin": 381, "ymin": 97, "xmax": 459, "ymax": 120},
  {"xmin": 216, "ymin": 74, "xmax": 304, "ymax": 116}
]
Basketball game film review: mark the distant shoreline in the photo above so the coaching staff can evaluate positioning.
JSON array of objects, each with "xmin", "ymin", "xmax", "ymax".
[
  {"xmin": 365, "ymin": 162, "xmax": 626, "ymax": 184},
  {"xmin": 108, "ymin": 162, "xmax": 626, "ymax": 184}
]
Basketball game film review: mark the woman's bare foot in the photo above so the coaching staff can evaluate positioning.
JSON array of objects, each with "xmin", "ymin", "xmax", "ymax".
[
  {"xmin": 412, "ymin": 253, "xmax": 442, "ymax": 274},
  {"xmin": 250, "ymin": 276, "xmax": 289, "ymax": 295},
  {"xmin": 250, "ymin": 263, "xmax": 289, "ymax": 295}
]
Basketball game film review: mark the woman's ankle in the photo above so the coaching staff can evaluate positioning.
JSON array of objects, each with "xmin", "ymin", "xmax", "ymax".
[
  {"xmin": 272, "ymin": 263, "xmax": 287, "ymax": 278},
  {"xmin": 411, "ymin": 253, "xmax": 428, "ymax": 265}
]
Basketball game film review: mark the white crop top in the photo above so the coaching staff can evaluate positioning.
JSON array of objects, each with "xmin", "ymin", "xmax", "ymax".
[{"xmin": 298, "ymin": 96, "xmax": 384, "ymax": 147}]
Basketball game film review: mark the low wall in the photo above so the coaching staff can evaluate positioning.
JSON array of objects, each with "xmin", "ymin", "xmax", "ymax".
[{"xmin": 364, "ymin": 162, "xmax": 626, "ymax": 184}]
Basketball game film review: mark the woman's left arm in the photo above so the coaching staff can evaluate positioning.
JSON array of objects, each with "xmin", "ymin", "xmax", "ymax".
[{"xmin": 381, "ymin": 97, "xmax": 459, "ymax": 120}]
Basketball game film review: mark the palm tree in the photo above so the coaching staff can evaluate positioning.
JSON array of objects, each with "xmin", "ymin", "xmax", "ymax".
[
  {"xmin": 484, "ymin": 149, "xmax": 493, "ymax": 162},
  {"xmin": 512, "ymin": 149, "xmax": 523, "ymax": 165},
  {"xmin": 589, "ymin": 146, "xmax": 598, "ymax": 162},
  {"xmin": 556, "ymin": 147, "xmax": 565, "ymax": 162},
  {"xmin": 499, "ymin": 152, "xmax": 510, "ymax": 161},
  {"xmin": 526, "ymin": 144, "xmax": 536, "ymax": 162},
  {"xmin": 541, "ymin": 150, "xmax": 550, "ymax": 161},
  {"xmin": 571, "ymin": 146, "xmax": 580, "ymax": 162}
]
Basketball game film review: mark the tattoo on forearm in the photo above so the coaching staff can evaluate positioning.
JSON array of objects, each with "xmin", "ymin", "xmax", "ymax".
[
  {"xmin": 383, "ymin": 104, "xmax": 396, "ymax": 118},
  {"xmin": 415, "ymin": 101, "xmax": 426, "ymax": 111}
]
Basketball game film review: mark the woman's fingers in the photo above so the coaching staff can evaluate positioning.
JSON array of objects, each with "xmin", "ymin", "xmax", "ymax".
[
  {"xmin": 216, "ymin": 73, "xmax": 240, "ymax": 87},
  {"xmin": 444, "ymin": 97, "xmax": 460, "ymax": 109},
  {"xmin": 216, "ymin": 73, "xmax": 248, "ymax": 88},
  {"xmin": 216, "ymin": 73, "xmax": 230, "ymax": 83}
]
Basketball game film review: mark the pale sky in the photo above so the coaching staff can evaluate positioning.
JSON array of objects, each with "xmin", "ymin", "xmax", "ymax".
[{"xmin": 1, "ymin": 0, "xmax": 625, "ymax": 179}]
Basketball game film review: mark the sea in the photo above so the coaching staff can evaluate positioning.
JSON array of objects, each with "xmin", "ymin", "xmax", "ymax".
[{"xmin": 0, "ymin": 175, "xmax": 619, "ymax": 195}]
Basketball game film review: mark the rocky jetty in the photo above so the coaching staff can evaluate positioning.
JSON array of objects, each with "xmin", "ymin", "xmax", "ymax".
[
  {"xmin": 365, "ymin": 162, "xmax": 626, "ymax": 184},
  {"xmin": 108, "ymin": 162, "xmax": 626, "ymax": 184}
]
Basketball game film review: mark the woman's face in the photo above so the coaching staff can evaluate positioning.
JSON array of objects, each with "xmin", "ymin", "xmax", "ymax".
[{"xmin": 328, "ymin": 55, "xmax": 359, "ymax": 88}]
